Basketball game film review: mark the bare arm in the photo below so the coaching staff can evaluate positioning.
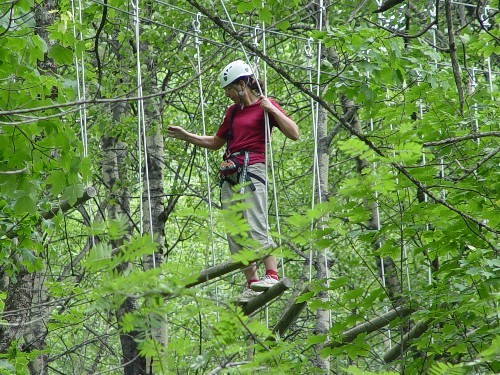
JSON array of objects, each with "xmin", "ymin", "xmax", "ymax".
[
  {"xmin": 260, "ymin": 96, "xmax": 300, "ymax": 141},
  {"xmin": 167, "ymin": 126, "xmax": 226, "ymax": 150}
]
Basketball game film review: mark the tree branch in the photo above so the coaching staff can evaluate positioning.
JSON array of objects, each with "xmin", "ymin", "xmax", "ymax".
[
  {"xmin": 41, "ymin": 187, "xmax": 97, "ymax": 220},
  {"xmin": 272, "ymin": 284, "xmax": 312, "ymax": 337},
  {"xmin": 326, "ymin": 305, "xmax": 414, "ymax": 349},
  {"xmin": 423, "ymin": 131, "xmax": 500, "ymax": 147},
  {"xmin": 445, "ymin": 0, "xmax": 465, "ymax": 115},
  {"xmin": 384, "ymin": 319, "xmax": 432, "ymax": 363}
]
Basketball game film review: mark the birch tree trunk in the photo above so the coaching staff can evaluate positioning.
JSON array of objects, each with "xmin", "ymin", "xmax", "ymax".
[
  {"xmin": 313, "ymin": 3, "xmax": 334, "ymax": 372},
  {"xmin": 16, "ymin": 3, "xmax": 59, "ymax": 373},
  {"xmin": 314, "ymin": 105, "xmax": 332, "ymax": 373}
]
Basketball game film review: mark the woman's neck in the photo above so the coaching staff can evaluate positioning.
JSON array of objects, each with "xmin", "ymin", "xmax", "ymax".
[{"xmin": 241, "ymin": 91, "xmax": 260, "ymax": 107}]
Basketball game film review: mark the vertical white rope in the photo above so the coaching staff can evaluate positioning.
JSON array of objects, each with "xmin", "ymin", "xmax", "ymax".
[
  {"xmin": 313, "ymin": 4, "xmax": 324, "ymax": 207},
  {"xmin": 193, "ymin": 14, "xmax": 217, "ymax": 268},
  {"xmin": 259, "ymin": 18, "xmax": 276, "ymax": 324},
  {"xmin": 132, "ymin": 0, "xmax": 155, "ymax": 267},
  {"xmin": 471, "ymin": 67, "xmax": 479, "ymax": 139},
  {"xmin": 375, "ymin": 0, "xmax": 392, "ymax": 348},
  {"xmin": 71, "ymin": 0, "xmax": 95, "ymax": 247},
  {"xmin": 440, "ymin": 158, "xmax": 446, "ymax": 201},
  {"xmin": 261, "ymin": 21, "xmax": 285, "ymax": 278},
  {"xmin": 305, "ymin": 39, "xmax": 316, "ymax": 283},
  {"xmin": 131, "ymin": 3, "xmax": 143, "ymax": 237},
  {"xmin": 71, "ymin": 0, "xmax": 88, "ymax": 158},
  {"xmin": 77, "ymin": 0, "xmax": 88, "ymax": 158},
  {"xmin": 308, "ymin": 6, "xmax": 325, "ymax": 281},
  {"xmin": 193, "ymin": 14, "xmax": 219, "ymax": 316}
]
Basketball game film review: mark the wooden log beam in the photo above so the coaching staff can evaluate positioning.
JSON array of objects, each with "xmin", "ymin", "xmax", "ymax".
[
  {"xmin": 326, "ymin": 305, "xmax": 414, "ymax": 349},
  {"xmin": 185, "ymin": 259, "xmax": 258, "ymax": 289},
  {"xmin": 42, "ymin": 186, "xmax": 96, "ymax": 220},
  {"xmin": 383, "ymin": 318, "xmax": 431, "ymax": 363},
  {"xmin": 241, "ymin": 278, "xmax": 293, "ymax": 316},
  {"xmin": 272, "ymin": 284, "xmax": 312, "ymax": 337}
]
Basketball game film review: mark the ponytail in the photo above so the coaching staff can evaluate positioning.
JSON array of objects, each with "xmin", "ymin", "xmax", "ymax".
[
  {"xmin": 235, "ymin": 76, "xmax": 265, "ymax": 95},
  {"xmin": 248, "ymin": 77, "xmax": 265, "ymax": 95}
]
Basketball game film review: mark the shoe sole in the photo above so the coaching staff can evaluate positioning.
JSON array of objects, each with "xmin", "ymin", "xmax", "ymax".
[{"xmin": 250, "ymin": 283, "xmax": 277, "ymax": 292}]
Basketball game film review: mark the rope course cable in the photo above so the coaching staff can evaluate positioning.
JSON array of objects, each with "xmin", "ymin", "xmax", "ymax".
[
  {"xmin": 71, "ymin": 0, "xmax": 88, "ymax": 159},
  {"xmin": 131, "ymin": 0, "xmax": 155, "ymax": 268},
  {"xmin": 71, "ymin": 0, "xmax": 96, "ymax": 247},
  {"xmin": 193, "ymin": 13, "xmax": 221, "ymax": 315}
]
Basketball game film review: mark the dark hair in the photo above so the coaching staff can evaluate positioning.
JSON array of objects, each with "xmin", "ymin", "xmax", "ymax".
[{"xmin": 235, "ymin": 76, "xmax": 265, "ymax": 95}]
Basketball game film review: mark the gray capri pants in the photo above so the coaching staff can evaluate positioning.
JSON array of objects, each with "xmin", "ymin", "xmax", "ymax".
[{"xmin": 220, "ymin": 163, "xmax": 277, "ymax": 254}]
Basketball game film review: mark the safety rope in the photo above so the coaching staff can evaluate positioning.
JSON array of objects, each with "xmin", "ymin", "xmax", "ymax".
[
  {"xmin": 71, "ymin": 0, "xmax": 96, "ymax": 248},
  {"xmin": 193, "ymin": 13, "xmax": 220, "ymax": 315},
  {"xmin": 305, "ymin": 38, "xmax": 316, "ymax": 283},
  {"xmin": 132, "ymin": 0, "xmax": 155, "ymax": 267},
  {"xmin": 260, "ymin": 22, "xmax": 285, "ymax": 277},
  {"xmin": 71, "ymin": 0, "xmax": 88, "ymax": 158}
]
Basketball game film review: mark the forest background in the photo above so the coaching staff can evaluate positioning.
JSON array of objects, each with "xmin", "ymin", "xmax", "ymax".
[{"xmin": 0, "ymin": 0, "xmax": 498, "ymax": 374}]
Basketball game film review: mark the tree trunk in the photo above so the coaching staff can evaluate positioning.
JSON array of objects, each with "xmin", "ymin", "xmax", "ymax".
[
  {"xmin": 314, "ymin": 86, "xmax": 331, "ymax": 374},
  {"xmin": 313, "ymin": 3, "xmax": 333, "ymax": 372},
  {"xmin": 102, "ymin": 124, "xmax": 145, "ymax": 374},
  {"xmin": 134, "ymin": 3, "xmax": 168, "ymax": 372},
  {"xmin": 0, "ymin": 270, "xmax": 35, "ymax": 353},
  {"xmin": 13, "ymin": 3, "xmax": 60, "ymax": 373}
]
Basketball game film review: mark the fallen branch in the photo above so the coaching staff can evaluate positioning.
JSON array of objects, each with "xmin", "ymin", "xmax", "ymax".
[
  {"xmin": 384, "ymin": 319, "xmax": 432, "ymax": 363},
  {"xmin": 272, "ymin": 284, "xmax": 312, "ymax": 337},
  {"xmin": 326, "ymin": 305, "xmax": 414, "ymax": 349}
]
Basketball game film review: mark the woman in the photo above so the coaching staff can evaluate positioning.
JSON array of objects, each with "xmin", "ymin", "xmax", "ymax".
[{"xmin": 168, "ymin": 60, "xmax": 299, "ymax": 303}]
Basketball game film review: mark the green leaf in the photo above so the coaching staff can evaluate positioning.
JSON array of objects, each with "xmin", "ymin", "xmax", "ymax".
[
  {"xmin": 13, "ymin": 195, "xmax": 37, "ymax": 215},
  {"xmin": 45, "ymin": 170, "xmax": 67, "ymax": 195},
  {"xmin": 276, "ymin": 20, "xmax": 290, "ymax": 31},
  {"xmin": 61, "ymin": 182, "xmax": 85, "ymax": 206},
  {"xmin": 428, "ymin": 362, "xmax": 466, "ymax": 375},
  {"xmin": 237, "ymin": 1, "xmax": 255, "ymax": 12},
  {"xmin": 258, "ymin": 8, "xmax": 272, "ymax": 23},
  {"xmin": 295, "ymin": 291, "xmax": 314, "ymax": 303},
  {"xmin": 329, "ymin": 276, "xmax": 349, "ymax": 290},
  {"xmin": 480, "ymin": 335, "xmax": 500, "ymax": 360},
  {"xmin": 107, "ymin": 215, "xmax": 130, "ymax": 241},
  {"xmin": 48, "ymin": 44, "xmax": 73, "ymax": 65},
  {"xmin": 306, "ymin": 334, "xmax": 327, "ymax": 345},
  {"xmin": 31, "ymin": 35, "xmax": 48, "ymax": 62}
]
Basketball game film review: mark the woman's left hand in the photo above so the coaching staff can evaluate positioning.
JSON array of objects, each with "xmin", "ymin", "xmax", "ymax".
[{"xmin": 259, "ymin": 95, "xmax": 276, "ymax": 113}]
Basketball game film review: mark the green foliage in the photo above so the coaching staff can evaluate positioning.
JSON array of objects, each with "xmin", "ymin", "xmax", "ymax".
[{"xmin": 0, "ymin": 0, "xmax": 498, "ymax": 373}]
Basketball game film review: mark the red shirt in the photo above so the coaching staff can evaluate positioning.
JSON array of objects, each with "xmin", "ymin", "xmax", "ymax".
[{"xmin": 216, "ymin": 98, "xmax": 286, "ymax": 166}]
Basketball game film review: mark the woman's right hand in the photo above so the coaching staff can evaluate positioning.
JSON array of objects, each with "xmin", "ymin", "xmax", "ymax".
[{"xmin": 167, "ymin": 126, "xmax": 190, "ymax": 141}]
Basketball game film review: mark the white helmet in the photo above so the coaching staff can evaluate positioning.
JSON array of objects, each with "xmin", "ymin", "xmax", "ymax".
[{"xmin": 219, "ymin": 60, "xmax": 253, "ymax": 88}]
